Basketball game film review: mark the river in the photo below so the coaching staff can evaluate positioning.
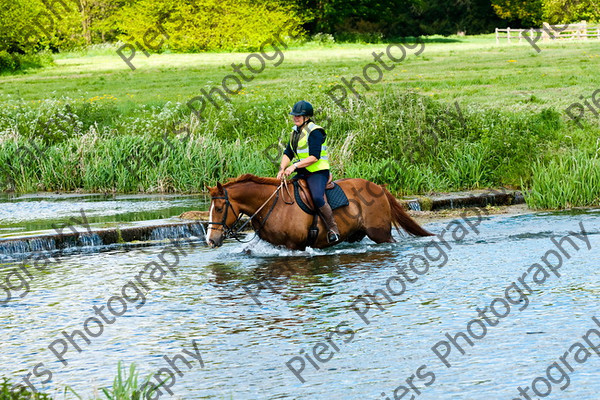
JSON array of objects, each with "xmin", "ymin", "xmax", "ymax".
[{"xmin": 0, "ymin": 201, "xmax": 599, "ymax": 399}]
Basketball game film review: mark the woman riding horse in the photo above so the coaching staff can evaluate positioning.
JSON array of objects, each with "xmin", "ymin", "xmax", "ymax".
[
  {"xmin": 205, "ymin": 101, "xmax": 433, "ymax": 250},
  {"xmin": 276, "ymin": 100, "xmax": 340, "ymax": 243}
]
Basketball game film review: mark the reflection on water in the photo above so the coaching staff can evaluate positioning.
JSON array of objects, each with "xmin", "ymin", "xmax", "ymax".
[{"xmin": 0, "ymin": 209, "xmax": 599, "ymax": 399}]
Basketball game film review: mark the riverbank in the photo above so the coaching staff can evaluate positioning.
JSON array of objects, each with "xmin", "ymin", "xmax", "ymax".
[{"xmin": 1, "ymin": 38, "xmax": 599, "ymax": 208}]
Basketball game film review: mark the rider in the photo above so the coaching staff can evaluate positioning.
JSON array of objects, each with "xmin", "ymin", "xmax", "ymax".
[{"xmin": 276, "ymin": 100, "xmax": 340, "ymax": 243}]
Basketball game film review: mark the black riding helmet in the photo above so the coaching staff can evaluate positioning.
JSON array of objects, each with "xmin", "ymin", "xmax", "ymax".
[{"xmin": 289, "ymin": 100, "xmax": 314, "ymax": 116}]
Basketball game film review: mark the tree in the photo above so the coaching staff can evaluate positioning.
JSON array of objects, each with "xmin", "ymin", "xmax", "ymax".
[
  {"xmin": 490, "ymin": 0, "xmax": 544, "ymax": 26},
  {"xmin": 89, "ymin": 0, "xmax": 132, "ymax": 42},
  {"xmin": 293, "ymin": 0, "xmax": 502, "ymax": 38},
  {"xmin": 113, "ymin": 0, "xmax": 304, "ymax": 52},
  {"xmin": 0, "ymin": 0, "xmax": 47, "ymax": 52},
  {"xmin": 542, "ymin": 0, "xmax": 600, "ymax": 24},
  {"xmin": 416, "ymin": 0, "xmax": 503, "ymax": 35}
]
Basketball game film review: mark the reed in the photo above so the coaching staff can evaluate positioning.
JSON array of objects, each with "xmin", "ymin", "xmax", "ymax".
[
  {"xmin": 64, "ymin": 362, "xmax": 156, "ymax": 400},
  {"xmin": 0, "ymin": 86, "xmax": 599, "ymax": 208},
  {"xmin": 525, "ymin": 151, "xmax": 600, "ymax": 209}
]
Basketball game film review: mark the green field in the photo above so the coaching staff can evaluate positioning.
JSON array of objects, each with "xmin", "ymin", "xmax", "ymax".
[{"xmin": 1, "ymin": 36, "xmax": 599, "ymax": 208}]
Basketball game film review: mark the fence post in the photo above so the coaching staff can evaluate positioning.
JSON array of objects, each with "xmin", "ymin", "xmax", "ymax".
[
  {"xmin": 507, "ymin": 27, "xmax": 511, "ymax": 43},
  {"xmin": 542, "ymin": 22, "xmax": 551, "ymax": 42},
  {"xmin": 495, "ymin": 27, "xmax": 499, "ymax": 44},
  {"xmin": 518, "ymin": 29, "xmax": 522, "ymax": 43}
]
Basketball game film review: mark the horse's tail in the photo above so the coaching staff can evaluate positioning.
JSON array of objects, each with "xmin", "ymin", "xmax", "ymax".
[{"xmin": 382, "ymin": 187, "xmax": 434, "ymax": 237}]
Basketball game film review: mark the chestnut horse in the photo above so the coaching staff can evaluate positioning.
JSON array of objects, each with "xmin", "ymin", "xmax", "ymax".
[{"xmin": 206, "ymin": 174, "xmax": 433, "ymax": 250}]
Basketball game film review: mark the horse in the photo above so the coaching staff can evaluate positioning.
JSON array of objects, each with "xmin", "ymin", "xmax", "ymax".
[{"xmin": 206, "ymin": 174, "xmax": 433, "ymax": 250}]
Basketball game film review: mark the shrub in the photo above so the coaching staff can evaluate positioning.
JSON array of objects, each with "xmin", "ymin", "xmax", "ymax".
[
  {"xmin": 311, "ymin": 33, "xmax": 336, "ymax": 45},
  {"xmin": 0, "ymin": 51, "xmax": 20, "ymax": 72},
  {"xmin": 0, "ymin": 51, "xmax": 53, "ymax": 74}
]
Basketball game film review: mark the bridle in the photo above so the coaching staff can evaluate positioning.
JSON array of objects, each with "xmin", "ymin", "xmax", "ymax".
[
  {"xmin": 207, "ymin": 188, "xmax": 241, "ymax": 239},
  {"xmin": 207, "ymin": 180, "xmax": 293, "ymax": 243}
]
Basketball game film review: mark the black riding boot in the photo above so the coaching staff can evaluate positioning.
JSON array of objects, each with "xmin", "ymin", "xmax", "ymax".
[{"xmin": 318, "ymin": 203, "xmax": 340, "ymax": 243}]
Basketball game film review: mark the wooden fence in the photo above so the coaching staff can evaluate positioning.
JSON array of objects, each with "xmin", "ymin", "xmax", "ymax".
[{"xmin": 495, "ymin": 21, "xmax": 600, "ymax": 44}]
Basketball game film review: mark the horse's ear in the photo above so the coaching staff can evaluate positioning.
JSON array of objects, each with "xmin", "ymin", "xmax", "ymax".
[{"xmin": 216, "ymin": 182, "xmax": 223, "ymax": 192}]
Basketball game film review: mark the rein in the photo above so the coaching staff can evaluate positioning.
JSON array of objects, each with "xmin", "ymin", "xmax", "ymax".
[{"xmin": 207, "ymin": 180, "xmax": 294, "ymax": 242}]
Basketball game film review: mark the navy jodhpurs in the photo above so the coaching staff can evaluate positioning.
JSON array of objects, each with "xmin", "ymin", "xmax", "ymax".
[{"xmin": 297, "ymin": 169, "xmax": 329, "ymax": 208}]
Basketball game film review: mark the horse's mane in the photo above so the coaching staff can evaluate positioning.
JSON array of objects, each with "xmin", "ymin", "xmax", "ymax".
[{"xmin": 223, "ymin": 174, "xmax": 280, "ymax": 187}]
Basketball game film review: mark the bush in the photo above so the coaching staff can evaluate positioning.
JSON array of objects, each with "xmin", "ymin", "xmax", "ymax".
[
  {"xmin": 0, "ymin": 51, "xmax": 53, "ymax": 74},
  {"xmin": 0, "ymin": 51, "xmax": 20, "ymax": 72},
  {"xmin": 334, "ymin": 31, "xmax": 384, "ymax": 44},
  {"xmin": 1, "ymin": 89, "xmax": 599, "ymax": 205},
  {"xmin": 311, "ymin": 33, "xmax": 336, "ymax": 45}
]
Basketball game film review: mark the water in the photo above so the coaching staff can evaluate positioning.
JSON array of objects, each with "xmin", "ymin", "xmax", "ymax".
[
  {"xmin": 0, "ymin": 193, "xmax": 208, "ymax": 236},
  {"xmin": 0, "ymin": 208, "xmax": 599, "ymax": 400}
]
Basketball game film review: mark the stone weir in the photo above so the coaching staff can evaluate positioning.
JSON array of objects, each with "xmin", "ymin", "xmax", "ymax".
[
  {"xmin": 0, "ymin": 221, "xmax": 206, "ymax": 261},
  {"xmin": 0, "ymin": 188, "xmax": 524, "ymax": 260},
  {"xmin": 400, "ymin": 189, "xmax": 525, "ymax": 211}
]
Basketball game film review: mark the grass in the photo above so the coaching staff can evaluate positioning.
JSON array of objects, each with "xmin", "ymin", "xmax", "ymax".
[
  {"xmin": 2, "ymin": 36, "xmax": 598, "ymax": 111},
  {"xmin": 525, "ymin": 150, "xmax": 600, "ymax": 209},
  {"xmin": 65, "ymin": 362, "xmax": 157, "ymax": 400},
  {"xmin": 1, "ymin": 362, "xmax": 157, "ymax": 400},
  {"xmin": 0, "ymin": 378, "xmax": 51, "ymax": 400},
  {"xmin": 0, "ymin": 35, "xmax": 599, "ymax": 208}
]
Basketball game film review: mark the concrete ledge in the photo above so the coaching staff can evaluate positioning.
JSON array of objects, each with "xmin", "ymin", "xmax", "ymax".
[
  {"xmin": 0, "ymin": 188, "xmax": 524, "ymax": 259},
  {"xmin": 399, "ymin": 188, "xmax": 524, "ymax": 211},
  {"xmin": 0, "ymin": 221, "xmax": 206, "ymax": 259}
]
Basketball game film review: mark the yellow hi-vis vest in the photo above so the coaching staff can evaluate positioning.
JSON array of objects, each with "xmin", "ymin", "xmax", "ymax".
[{"xmin": 291, "ymin": 122, "xmax": 330, "ymax": 172}]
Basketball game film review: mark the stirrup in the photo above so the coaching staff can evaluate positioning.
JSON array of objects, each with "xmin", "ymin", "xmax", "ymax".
[{"xmin": 327, "ymin": 230, "xmax": 340, "ymax": 243}]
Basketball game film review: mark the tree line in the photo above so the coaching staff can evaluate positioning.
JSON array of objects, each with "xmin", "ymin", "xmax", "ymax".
[{"xmin": 0, "ymin": 0, "xmax": 599, "ymax": 54}]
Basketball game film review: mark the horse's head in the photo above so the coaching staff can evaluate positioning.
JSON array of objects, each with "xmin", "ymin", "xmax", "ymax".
[{"xmin": 206, "ymin": 182, "xmax": 239, "ymax": 248}]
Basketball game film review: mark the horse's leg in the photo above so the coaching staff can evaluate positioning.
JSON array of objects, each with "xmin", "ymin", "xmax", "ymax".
[
  {"xmin": 346, "ymin": 230, "xmax": 366, "ymax": 243},
  {"xmin": 285, "ymin": 240, "xmax": 306, "ymax": 251},
  {"xmin": 348, "ymin": 180, "xmax": 396, "ymax": 243},
  {"xmin": 365, "ymin": 225, "xmax": 395, "ymax": 243}
]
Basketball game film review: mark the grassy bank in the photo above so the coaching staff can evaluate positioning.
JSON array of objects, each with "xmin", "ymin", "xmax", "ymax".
[
  {"xmin": 0, "ymin": 36, "xmax": 599, "ymax": 208},
  {"xmin": 1, "ymin": 363, "xmax": 155, "ymax": 400}
]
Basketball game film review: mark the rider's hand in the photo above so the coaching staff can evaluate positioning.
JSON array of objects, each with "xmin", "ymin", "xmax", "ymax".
[
  {"xmin": 277, "ymin": 169, "xmax": 285, "ymax": 180},
  {"xmin": 284, "ymin": 164, "xmax": 297, "ymax": 177}
]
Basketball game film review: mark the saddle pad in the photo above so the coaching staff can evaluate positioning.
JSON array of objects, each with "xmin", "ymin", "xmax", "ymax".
[{"xmin": 293, "ymin": 181, "xmax": 349, "ymax": 215}]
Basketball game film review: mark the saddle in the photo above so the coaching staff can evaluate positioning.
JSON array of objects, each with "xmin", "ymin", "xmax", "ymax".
[
  {"xmin": 293, "ymin": 175, "xmax": 349, "ymax": 215},
  {"xmin": 292, "ymin": 175, "xmax": 350, "ymax": 247}
]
